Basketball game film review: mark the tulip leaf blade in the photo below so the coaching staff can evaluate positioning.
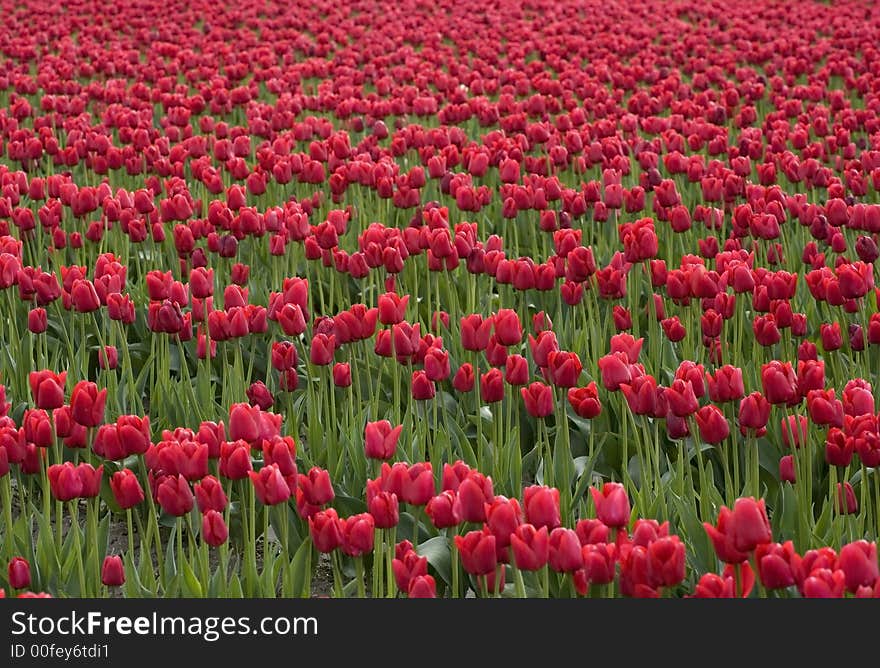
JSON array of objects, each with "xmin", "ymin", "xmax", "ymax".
[{"xmin": 417, "ymin": 535, "xmax": 452, "ymax": 586}]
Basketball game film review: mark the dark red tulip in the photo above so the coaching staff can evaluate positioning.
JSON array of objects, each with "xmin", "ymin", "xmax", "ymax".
[
  {"xmin": 8, "ymin": 557, "xmax": 31, "ymax": 589},
  {"xmin": 246, "ymin": 381, "xmax": 274, "ymax": 410},
  {"xmin": 101, "ymin": 556, "xmax": 125, "ymax": 587}
]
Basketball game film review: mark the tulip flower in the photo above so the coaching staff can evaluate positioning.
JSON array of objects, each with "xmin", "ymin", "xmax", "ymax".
[
  {"xmin": 590, "ymin": 482, "xmax": 631, "ymax": 528},
  {"xmin": 101, "ymin": 556, "xmax": 125, "ymax": 587},
  {"xmin": 454, "ymin": 530, "xmax": 497, "ymax": 576},
  {"xmin": 202, "ymin": 510, "xmax": 229, "ymax": 548},
  {"xmin": 511, "ymin": 525, "xmax": 550, "ymax": 571},
  {"xmin": 364, "ymin": 420, "xmax": 402, "ymax": 460},
  {"xmin": 8, "ymin": 557, "xmax": 31, "ymax": 589}
]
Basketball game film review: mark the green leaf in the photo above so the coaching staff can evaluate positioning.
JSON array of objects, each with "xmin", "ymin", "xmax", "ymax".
[
  {"xmin": 258, "ymin": 547, "xmax": 277, "ymax": 597},
  {"xmin": 181, "ymin": 558, "xmax": 204, "ymax": 597},
  {"xmin": 226, "ymin": 574, "xmax": 244, "ymax": 598},
  {"xmin": 290, "ymin": 540, "xmax": 313, "ymax": 598},
  {"xmin": 669, "ymin": 491, "xmax": 713, "ymax": 575},
  {"xmin": 417, "ymin": 535, "xmax": 451, "ymax": 586},
  {"xmin": 775, "ymin": 482, "xmax": 799, "ymax": 539}
]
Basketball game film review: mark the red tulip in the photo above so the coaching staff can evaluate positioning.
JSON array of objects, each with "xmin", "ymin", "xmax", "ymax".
[
  {"xmin": 647, "ymin": 536, "xmax": 686, "ymax": 588},
  {"xmin": 48, "ymin": 462, "xmax": 83, "ymax": 501},
  {"xmin": 455, "ymin": 530, "xmax": 497, "ymax": 575},
  {"xmin": 309, "ymin": 509, "xmax": 344, "ymax": 553},
  {"xmin": 479, "ymin": 368, "xmax": 504, "ymax": 403},
  {"xmin": 452, "ymin": 363, "xmax": 475, "ymax": 393},
  {"xmin": 8, "ymin": 557, "xmax": 31, "ymax": 589},
  {"xmin": 76, "ymin": 463, "xmax": 102, "ymax": 498},
  {"xmin": 393, "ymin": 546, "xmax": 428, "ymax": 591},
  {"xmin": 590, "ymin": 482, "xmax": 631, "ymax": 528},
  {"xmin": 665, "ymin": 378, "xmax": 699, "ymax": 417},
  {"xmin": 201, "ymin": 510, "xmax": 229, "ymax": 547},
  {"xmin": 70, "ymin": 381, "xmax": 107, "ymax": 427},
  {"xmin": 706, "ymin": 366, "xmax": 744, "ymax": 403},
  {"xmin": 460, "ymin": 314, "xmax": 492, "ymax": 351},
  {"xmin": 101, "ymin": 556, "xmax": 125, "ymax": 587},
  {"xmin": 567, "ymin": 383, "xmax": 602, "ymax": 418},
  {"xmin": 738, "ymin": 392, "xmax": 770, "ymax": 436},
  {"xmin": 695, "ymin": 405, "xmax": 730, "ymax": 444},
  {"xmin": 309, "ymin": 333, "xmax": 336, "ymax": 365},
  {"xmin": 426, "ymin": 491, "xmax": 460, "ymax": 528},
  {"xmin": 194, "ymin": 475, "xmax": 227, "ymax": 513},
  {"xmin": 756, "ymin": 541, "xmax": 798, "ymax": 589},
  {"xmin": 549, "ymin": 528, "xmax": 583, "ymax": 573},
  {"xmin": 249, "ymin": 464, "xmax": 291, "ymax": 506},
  {"xmin": 453, "ymin": 473, "xmax": 494, "ymax": 523},
  {"xmin": 297, "ymin": 467, "xmax": 334, "ymax": 506},
  {"xmin": 29, "ymin": 370, "xmax": 66, "ymax": 410},
  {"xmin": 219, "ymin": 440, "xmax": 252, "ymax": 480},
  {"xmin": 547, "ymin": 351, "xmax": 582, "ymax": 388},
  {"xmin": 408, "ymin": 575, "xmax": 437, "ymax": 598},
  {"xmin": 837, "ymin": 541, "xmax": 879, "ymax": 593},
  {"xmin": 579, "ymin": 542, "xmax": 618, "ymax": 587},
  {"xmin": 523, "ymin": 485, "xmax": 561, "ymax": 530},
  {"xmin": 28, "ymin": 308, "xmax": 47, "ymax": 334},
  {"xmin": 157, "ymin": 474, "xmax": 194, "ymax": 516},
  {"xmin": 730, "ymin": 497, "xmax": 772, "ymax": 553},
  {"xmin": 341, "ymin": 513, "xmax": 375, "ymax": 557},
  {"xmin": 510, "ymin": 524, "xmax": 550, "ymax": 571},
  {"xmin": 521, "ymin": 382, "xmax": 554, "ymax": 418},
  {"xmin": 761, "ymin": 361, "xmax": 799, "ymax": 406},
  {"xmin": 366, "ymin": 485, "xmax": 399, "ymax": 529},
  {"xmin": 411, "ymin": 370, "xmax": 436, "ymax": 400},
  {"xmin": 110, "ymin": 469, "xmax": 144, "ymax": 509},
  {"xmin": 364, "ymin": 420, "xmax": 402, "ymax": 460},
  {"xmin": 781, "ymin": 414, "xmax": 809, "ymax": 449}
]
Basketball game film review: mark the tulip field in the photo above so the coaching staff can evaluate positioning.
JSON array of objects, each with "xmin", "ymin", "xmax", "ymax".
[{"xmin": 2, "ymin": 0, "xmax": 880, "ymax": 599}]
